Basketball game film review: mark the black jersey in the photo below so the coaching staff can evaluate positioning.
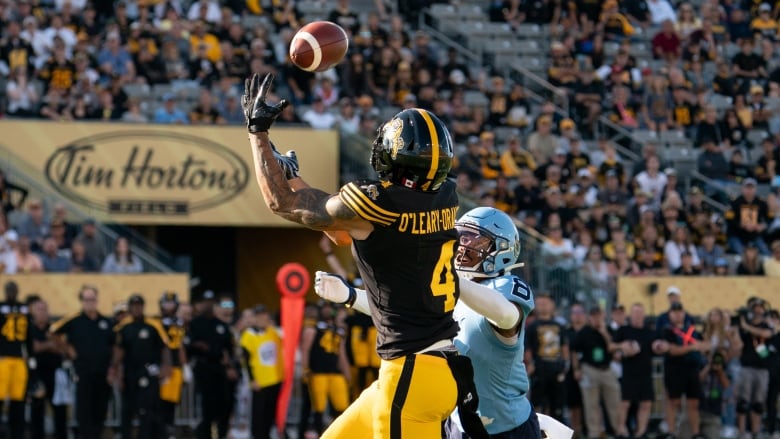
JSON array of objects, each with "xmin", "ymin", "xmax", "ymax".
[
  {"xmin": 339, "ymin": 179, "xmax": 460, "ymax": 360},
  {"xmin": 161, "ymin": 316, "xmax": 185, "ymax": 368},
  {"xmin": 0, "ymin": 301, "xmax": 29, "ymax": 357},
  {"xmin": 50, "ymin": 312, "xmax": 115, "ymax": 374},
  {"xmin": 115, "ymin": 317, "xmax": 169, "ymax": 372},
  {"xmin": 309, "ymin": 321, "xmax": 344, "ymax": 374}
]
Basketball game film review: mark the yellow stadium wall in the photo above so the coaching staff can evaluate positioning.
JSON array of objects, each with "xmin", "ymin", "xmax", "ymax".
[
  {"xmin": 235, "ymin": 228, "xmax": 356, "ymax": 313},
  {"xmin": 618, "ymin": 276, "xmax": 780, "ymax": 317},
  {"xmin": 0, "ymin": 273, "xmax": 189, "ymax": 317}
]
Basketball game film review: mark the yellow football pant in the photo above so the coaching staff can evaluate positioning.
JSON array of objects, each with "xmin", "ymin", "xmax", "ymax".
[
  {"xmin": 321, "ymin": 353, "xmax": 457, "ymax": 439},
  {"xmin": 160, "ymin": 367, "xmax": 183, "ymax": 403},
  {"xmin": 0, "ymin": 357, "xmax": 28, "ymax": 401},
  {"xmin": 309, "ymin": 373, "xmax": 350, "ymax": 412}
]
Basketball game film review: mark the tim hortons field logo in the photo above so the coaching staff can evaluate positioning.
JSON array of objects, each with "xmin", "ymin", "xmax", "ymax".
[{"xmin": 44, "ymin": 131, "xmax": 250, "ymax": 215}]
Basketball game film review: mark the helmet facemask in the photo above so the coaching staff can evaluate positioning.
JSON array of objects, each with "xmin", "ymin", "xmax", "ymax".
[{"xmin": 455, "ymin": 224, "xmax": 502, "ymax": 278}]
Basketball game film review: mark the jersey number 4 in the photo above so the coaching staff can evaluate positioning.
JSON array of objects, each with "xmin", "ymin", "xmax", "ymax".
[
  {"xmin": 430, "ymin": 240, "xmax": 457, "ymax": 313},
  {"xmin": 1, "ymin": 315, "xmax": 27, "ymax": 342}
]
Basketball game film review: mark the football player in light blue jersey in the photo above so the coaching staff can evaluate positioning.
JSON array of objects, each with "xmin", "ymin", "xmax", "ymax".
[
  {"xmin": 445, "ymin": 206, "xmax": 540, "ymax": 439},
  {"xmin": 314, "ymin": 207, "xmax": 542, "ymax": 439}
]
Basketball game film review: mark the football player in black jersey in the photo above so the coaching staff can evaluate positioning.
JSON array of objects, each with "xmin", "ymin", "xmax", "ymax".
[
  {"xmin": 243, "ymin": 73, "xmax": 474, "ymax": 438},
  {"xmin": 158, "ymin": 291, "xmax": 189, "ymax": 439},
  {"xmin": 0, "ymin": 280, "xmax": 29, "ymax": 439}
]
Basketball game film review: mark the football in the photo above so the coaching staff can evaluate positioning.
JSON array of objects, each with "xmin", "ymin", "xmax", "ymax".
[{"xmin": 289, "ymin": 21, "xmax": 349, "ymax": 72}]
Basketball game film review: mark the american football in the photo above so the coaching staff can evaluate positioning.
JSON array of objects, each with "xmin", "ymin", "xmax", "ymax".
[{"xmin": 289, "ymin": 21, "xmax": 349, "ymax": 72}]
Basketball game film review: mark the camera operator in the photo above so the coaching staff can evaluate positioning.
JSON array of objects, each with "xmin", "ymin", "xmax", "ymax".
[
  {"xmin": 735, "ymin": 297, "xmax": 774, "ymax": 439},
  {"xmin": 699, "ymin": 348, "xmax": 731, "ymax": 439}
]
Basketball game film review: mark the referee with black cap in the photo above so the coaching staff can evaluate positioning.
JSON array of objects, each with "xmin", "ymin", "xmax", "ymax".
[
  {"xmin": 189, "ymin": 290, "xmax": 237, "ymax": 439},
  {"xmin": 113, "ymin": 293, "xmax": 172, "ymax": 439}
]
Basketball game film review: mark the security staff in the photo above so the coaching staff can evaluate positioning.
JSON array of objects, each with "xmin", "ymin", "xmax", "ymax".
[
  {"xmin": 158, "ymin": 291, "xmax": 189, "ymax": 439},
  {"xmin": 300, "ymin": 302, "xmax": 351, "ymax": 435},
  {"xmin": 113, "ymin": 294, "xmax": 172, "ymax": 439},
  {"xmin": 189, "ymin": 290, "xmax": 237, "ymax": 439},
  {"xmin": 0, "ymin": 280, "xmax": 29, "ymax": 438},
  {"xmin": 50, "ymin": 285, "xmax": 116, "ymax": 439},
  {"xmin": 28, "ymin": 295, "xmax": 68, "ymax": 439},
  {"xmin": 240, "ymin": 305, "xmax": 284, "ymax": 439}
]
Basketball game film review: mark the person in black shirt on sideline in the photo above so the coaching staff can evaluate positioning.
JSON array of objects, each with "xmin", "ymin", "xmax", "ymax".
[
  {"xmin": 613, "ymin": 303, "xmax": 661, "ymax": 439},
  {"xmin": 734, "ymin": 297, "xmax": 774, "ymax": 438},
  {"xmin": 658, "ymin": 302, "xmax": 707, "ymax": 439},
  {"xmin": 27, "ymin": 295, "xmax": 68, "ymax": 439},
  {"xmin": 50, "ymin": 285, "xmax": 116, "ymax": 439},
  {"xmin": 571, "ymin": 307, "xmax": 621, "ymax": 439},
  {"xmin": 525, "ymin": 293, "xmax": 568, "ymax": 420},
  {"xmin": 189, "ymin": 290, "xmax": 237, "ymax": 439},
  {"xmin": 113, "ymin": 294, "xmax": 172, "ymax": 439}
]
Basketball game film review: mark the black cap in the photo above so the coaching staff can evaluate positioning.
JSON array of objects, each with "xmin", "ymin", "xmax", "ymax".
[
  {"xmin": 670, "ymin": 302, "xmax": 684, "ymax": 311},
  {"xmin": 160, "ymin": 291, "xmax": 179, "ymax": 304},
  {"xmin": 128, "ymin": 294, "xmax": 145, "ymax": 305}
]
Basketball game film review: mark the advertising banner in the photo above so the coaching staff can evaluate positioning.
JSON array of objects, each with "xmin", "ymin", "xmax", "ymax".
[{"xmin": 0, "ymin": 121, "xmax": 340, "ymax": 226}]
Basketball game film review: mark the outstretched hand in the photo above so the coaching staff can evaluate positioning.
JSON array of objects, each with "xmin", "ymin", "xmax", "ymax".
[
  {"xmin": 314, "ymin": 271, "xmax": 355, "ymax": 305},
  {"xmin": 242, "ymin": 73, "xmax": 288, "ymax": 133}
]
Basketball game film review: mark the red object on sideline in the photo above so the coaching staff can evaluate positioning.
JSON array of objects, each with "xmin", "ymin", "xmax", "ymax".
[{"xmin": 276, "ymin": 262, "xmax": 310, "ymax": 435}]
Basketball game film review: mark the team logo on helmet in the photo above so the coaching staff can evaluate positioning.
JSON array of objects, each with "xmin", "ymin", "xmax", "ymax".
[{"xmin": 386, "ymin": 118, "xmax": 404, "ymax": 159}]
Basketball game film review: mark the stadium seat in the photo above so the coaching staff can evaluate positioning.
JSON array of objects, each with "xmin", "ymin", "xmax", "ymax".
[
  {"xmin": 122, "ymin": 83, "xmax": 151, "ymax": 99},
  {"xmin": 631, "ymin": 130, "xmax": 659, "ymax": 145},
  {"xmin": 515, "ymin": 24, "xmax": 542, "ymax": 38},
  {"xmin": 455, "ymin": 4, "xmax": 486, "ymax": 21},
  {"xmin": 708, "ymin": 94, "xmax": 733, "ymax": 112},
  {"xmin": 464, "ymin": 91, "xmax": 489, "ymax": 107},
  {"xmin": 747, "ymin": 129, "xmax": 770, "ymax": 147}
]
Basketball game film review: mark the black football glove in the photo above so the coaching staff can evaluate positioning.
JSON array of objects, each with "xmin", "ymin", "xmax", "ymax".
[{"xmin": 242, "ymin": 73, "xmax": 288, "ymax": 133}]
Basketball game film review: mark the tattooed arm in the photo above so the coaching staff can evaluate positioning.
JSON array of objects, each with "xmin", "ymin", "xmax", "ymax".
[{"xmin": 248, "ymin": 132, "xmax": 373, "ymax": 239}]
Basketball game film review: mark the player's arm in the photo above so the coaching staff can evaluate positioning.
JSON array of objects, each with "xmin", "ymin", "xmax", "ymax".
[
  {"xmin": 290, "ymin": 178, "xmax": 353, "ymax": 246},
  {"xmin": 243, "ymin": 73, "xmax": 371, "ymax": 238},
  {"xmin": 457, "ymin": 277, "xmax": 521, "ymax": 330},
  {"xmin": 249, "ymin": 132, "xmax": 371, "ymax": 237},
  {"xmin": 337, "ymin": 334, "xmax": 351, "ymax": 383}
]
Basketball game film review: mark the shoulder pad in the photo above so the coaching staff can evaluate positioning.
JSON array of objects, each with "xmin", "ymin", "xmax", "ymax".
[
  {"xmin": 339, "ymin": 180, "xmax": 400, "ymax": 226},
  {"xmin": 487, "ymin": 275, "xmax": 535, "ymax": 315}
]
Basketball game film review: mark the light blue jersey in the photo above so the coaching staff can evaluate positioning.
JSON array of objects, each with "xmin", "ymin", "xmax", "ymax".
[{"xmin": 453, "ymin": 275, "xmax": 535, "ymax": 435}]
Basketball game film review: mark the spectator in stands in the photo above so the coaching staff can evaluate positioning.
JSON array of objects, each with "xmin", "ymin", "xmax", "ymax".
[
  {"xmin": 733, "ymin": 39, "xmax": 768, "ymax": 93},
  {"xmin": 695, "ymin": 105, "xmax": 725, "ymax": 148},
  {"xmin": 672, "ymin": 2, "xmax": 697, "ymax": 37},
  {"xmin": 670, "ymin": 86, "xmax": 700, "ymax": 137},
  {"xmin": 189, "ymin": 42, "xmax": 220, "ymax": 88},
  {"xmin": 40, "ymin": 236, "xmax": 70, "ymax": 273},
  {"xmin": 5, "ymin": 66, "xmax": 39, "ymax": 118},
  {"xmin": 189, "ymin": 89, "xmax": 226, "ymax": 125},
  {"xmin": 301, "ymin": 96, "xmax": 336, "ymax": 130},
  {"xmin": 582, "ymin": 244, "xmax": 612, "ymax": 289},
  {"xmin": 39, "ymin": 88, "xmax": 72, "ymax": 120},
  {"xmin": 76, "ymin": 218, "xmax": 106, "ymax": 266},
  {"xmin": 634, "ymin": 155, "xmax": 667, "ymax": 206},
  {"xmin": 721, "ymin": 108, "xmax": 747, "ymax": 150},
  {"xmin": 14, "ymin": 234, "xmax": 43, "ymax": 273},
  {"xmin": 749, "ymin": 85, "xmax": 772, "ymax": 131},
  {"xmin": 87, "ymin": 88, "xmax": 122, "ymax": 121},
  {"xmin": 698, "ymin": 232, "xmax": 727, "ymax": 274},
  {"xmin": 154, "ymin": 94, "xmax": 188, "ymax": 124},
  {"xmin": 501, "ymin": 135, "xmax": 537, "ymax": 177},
  {"xmin": 725, "ymin": 178, "xmax": 771, "ymax": 255},
  {"xmin": 755, "ymin": 138, "xmax": 780, "ymax": 183},
  {"xmin": 101, "ymin": 236, "xmax": 142, "ymax": 274},
  {"xmin": 17, "ymin": 199, "xmax": 48, "ymax": 252},
  {"xmin": 652, "ymin": 19, "xmax": 682, "ymax": 63},
  {"xmin": 121, "ymin": 99, "xmax": 148, "ymax": 123},
  {"xmin": 674, "ymin": 250, "xmax": 702, "ymax": 275},
  {"xmin": 665, "ymin": 225, "xmax": 701, "ymax": 272},
  {"xmin": 647, "ymin": 0, "xmax": 677, "ymax": 26},
  {"xmin": 599, "ymin": 170, "xmax": 630, "ymax": 217},
  {"xmin": 528, "ymin": 114, "xmax": 560, "ymax": 165},
  {"xmin": 514, "ymin": 168, "xmax": 544, "ymax": 216},
  {"xmin": 97, "ymin": 32, "xmax": 133, "ymax": 83},
  {"xmin": 764, "ymin": 240, "xmax": 780, "ymax": 276},
  {"xmin": 70, "ymin": 239, "xmax": 97, "ymax": 273},
  {"xmin": 697, "ymin": 138, "xmax": 730, "ymax": 184},
  {"xmin": 736, "ymin": 242, "xmax": 766, "ymax": 275},
  {"xmin": 729, "ymin": 150, "xmax": 755, "ymax": 185}
]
